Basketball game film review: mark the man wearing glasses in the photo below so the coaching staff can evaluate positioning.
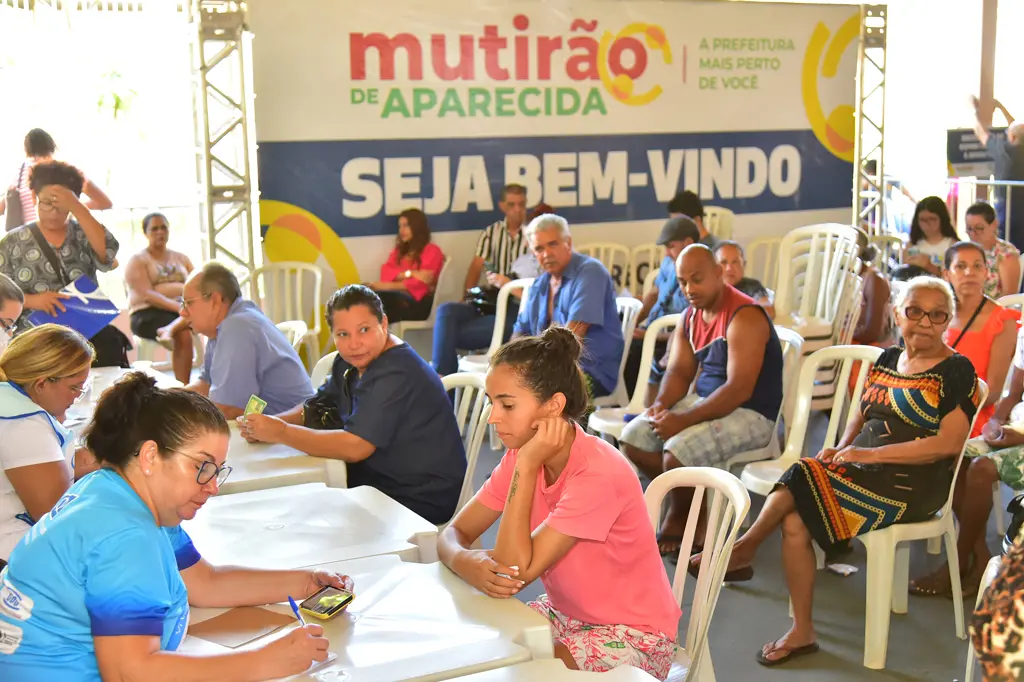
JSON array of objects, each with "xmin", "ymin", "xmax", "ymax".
[{"xmin": 180, "ymin": 262, "xmax": 313, "ymax": 418}]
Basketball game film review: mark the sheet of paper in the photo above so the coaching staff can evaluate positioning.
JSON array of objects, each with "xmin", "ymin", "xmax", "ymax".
[
  {"xmin": 273, "ymin": 653, "xmax": 341, "ymax": 681},
  {"xmin": 188, "ymin": 607, "xmax": 294, "ymax": 649}
]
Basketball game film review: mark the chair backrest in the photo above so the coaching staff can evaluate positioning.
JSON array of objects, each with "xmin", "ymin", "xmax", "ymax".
[
  {"xmin": 997, "ymin": 293, "xmax": 1024, "ymax": 312},
  {"xmin": 645, "ymin": 467, "xmax": 749, "ymax": 674},
  {"xmin": 243, "ymin": 262, "xmax": 324, "ymax": 338},
  {"xmin": 774, "ymin": 224, "xmax": 860, "ymax": 323},
  {"xmin": 420, "ymin": 256, "xmax": 452, "ymax": 326},
  {"xmin": 576, "ymin": 243, "xmax": 632, "ymax": 293},
  {"xmin": 746, "ymin": 237, "xmax": 781, "ymax": 291},
  {"xmin": 773, "ymin": 326, "xmax": 806, "ymax": 432},
  {"xmin": 631, "ymin": 243, "xmax": 665, "ymax": 295},
  {"xmin": 781, "ymin": 345, "xmax": 885, "ymax": 464},
  {"xmin": 441, "ymin": 372, "xmax": 492, "ymax": 522},
  {"xmin": 870, "ymin": 234, "xmax": 905, "ymax": 276},
  {"xmin": 625, "ymin": 314, "xmax": 681, "ymax": 414},
  {"xmin": 612, "ymin": 297, "xmax": 645, "ymax": 394},
  {"xmin": 704, "ymin": 206, "xmax": 734, "ymax": 240},
  {"xmin": 311, "ymin": 350, "xmax": 338, "ymax": 390},
  {"xmin": 940, "ymin": 380, "xmax": 989, "ymax": 519},
  {"xmin": 641, "ymin": 269, "xmax": 659, "ymax": 298},
  {"xmin": 275, "ymin": 320, "xmax": 308, "ymax": 352},
  {"xmin": 486, "ymin": 278, "xmax": 534, "ymax": 356}
]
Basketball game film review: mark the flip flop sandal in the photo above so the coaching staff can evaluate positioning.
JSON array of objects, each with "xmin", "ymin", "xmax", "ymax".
[
  {"xmin": 687, "ymin": 559, "xmax": 754, "ymax": 583},
  {"xmin": 756, "ymin": 641, "xmax": 820, "ymax": 667},
  {"xmin": 908, "ymin": 579, "xmax": 952, "ymax": 597}
]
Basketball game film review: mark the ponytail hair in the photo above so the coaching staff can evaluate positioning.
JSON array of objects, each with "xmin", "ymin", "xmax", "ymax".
[
  {"xmin": 490, "ymin": 326, "xmax": 590, "ymax": 420},
  {"xmin": 84, "ymin": 372, "xmax": 228, "ymax": 469}
]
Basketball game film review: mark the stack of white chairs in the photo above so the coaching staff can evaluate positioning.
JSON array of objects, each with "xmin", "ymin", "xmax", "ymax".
[
  {"xmin": 646, "ymin": 467, "xmax": 749, "ymax": 681},
  {"xmin": 630, "ymin": 243, "xmax": 665, "ymax": 297},
  {"xmin": 746, "ymin": 237, "xmax": 781, "ymax": 292},
  {"xmin": 440, "ymin": 372, "xmax": 492, "ymax": 529},
  {"xmin": 593, "ymin": 297, "xmax": 644, "ymax": 409},
  {"xmin": 870, "ymin": 233, "xmax": 905, "ymax": 276},
  {"xmin": 390, "ymin": 257, "xmax": 452, "ymax": 340}
]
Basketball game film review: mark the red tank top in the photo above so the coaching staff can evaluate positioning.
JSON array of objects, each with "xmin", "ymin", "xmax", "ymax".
[{"xmin": 686, "ymin": 284, "xmax": 756, "ymax": 350}]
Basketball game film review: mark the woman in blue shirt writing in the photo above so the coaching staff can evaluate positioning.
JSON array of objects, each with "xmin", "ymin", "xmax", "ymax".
[{"xmin": 0, "ymin": 372, "xmax": 354, "ymax": 681}]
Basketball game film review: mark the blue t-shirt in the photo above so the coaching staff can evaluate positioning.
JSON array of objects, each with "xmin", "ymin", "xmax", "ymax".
[
  {"xmin": 317, "ymin": 344, "xmax": 466, "ymax": 524},
  {"xmin": 646, "ymin": 255, "xmax": 689, "ymax": 323},
  {"xmin": 0, "ymin": 469, "xmax": 200, "ymax": 681},
  {"xmin": 200, "ymin": 298, "xmax": 315, "ymax": 414},
  {"xmin": 513, "ymin": 252, "xmax": 625, "ymax": 394}
]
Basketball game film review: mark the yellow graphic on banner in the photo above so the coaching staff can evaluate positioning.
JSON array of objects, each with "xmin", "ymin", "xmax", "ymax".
[
  {"xmin": 801, "ymin": 13, "xmax": 859, "ymax": 162},
  {"xmin": 259, "ymin": 200, "xmax": 360, "ymax": 351},
  {"xmin": 597, "ymin": 23, "xmax": 671, "ymax": 106}
]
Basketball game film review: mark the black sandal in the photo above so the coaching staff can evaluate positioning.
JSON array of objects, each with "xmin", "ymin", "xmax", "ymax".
[{"xmin": 756, "ymin": 641, "xmax": 819, "ymax": 667}]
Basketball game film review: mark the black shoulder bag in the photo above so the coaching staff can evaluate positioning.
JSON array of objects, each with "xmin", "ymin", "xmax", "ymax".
[
  {"xmin": 302, "ymin": 365, "xmax": 352, "ymax": 430},
  {"xmin": 949, "ymin": 297, "xmax": 988, "ymax": 350},
  {"xmin": 27, "ymin": 224, "xmax": 131, "ymax": 367}
]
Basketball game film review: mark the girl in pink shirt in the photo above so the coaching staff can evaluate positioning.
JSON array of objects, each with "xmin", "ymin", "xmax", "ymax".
[
  {"xmin": 367, "ymin": 208, "xmax": 444, "ymax": 322},
  {"xmin": 438, "ymin": 326, "xmax": 681, "ymax": 679}
]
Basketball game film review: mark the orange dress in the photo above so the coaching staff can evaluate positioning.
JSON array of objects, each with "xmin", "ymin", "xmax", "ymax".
[{"xmin": 943, "ymin": 305, "xmax": 1021, "ymax": 437}]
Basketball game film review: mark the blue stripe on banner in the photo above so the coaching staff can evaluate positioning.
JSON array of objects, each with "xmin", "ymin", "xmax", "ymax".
[{"xmin": 257, "ymin": 129, "xmax": 853, "ymax": 239}]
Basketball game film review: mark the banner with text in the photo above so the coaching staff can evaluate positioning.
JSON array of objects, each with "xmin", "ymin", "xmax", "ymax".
[{"xmin": 249, "ymin": 0, "xmax": 860, "ymax": 293}]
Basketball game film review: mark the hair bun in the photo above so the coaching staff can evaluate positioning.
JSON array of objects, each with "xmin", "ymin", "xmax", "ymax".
[{"xmin": 541, "ymin": 326, "xmax": 582, "ymax": 363}]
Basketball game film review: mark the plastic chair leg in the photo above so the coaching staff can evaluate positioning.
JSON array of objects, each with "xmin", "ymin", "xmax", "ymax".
[
  {"xmin": 945, "ymin": 525, "xmax": 966, "ymax": 639},
  {"xmin": 814, "ymin": 542, "xmax": 825, "ymax": 570},
  {"xmin": 863, "ymin": 537, "xmax": 895, "ymax": 669},
  {"xmin": 927, "ymin": 536, "xmax": 942, "ymax": 555},
  {"xmin": 994, "ymin": 482, "xmax": 1007, "ymax": 536},
  {"xmin": 964, "ymin": 572, "xmax": 989, "ymax": 682},
  {"xmin": 891, "ymin": 544, "xmax": 910, "ymax": 614}
]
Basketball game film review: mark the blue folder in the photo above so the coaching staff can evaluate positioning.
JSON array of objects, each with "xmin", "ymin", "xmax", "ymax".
[{"xmin": 27, "ymin": 275, "xmax": 120, "ymax": 339}]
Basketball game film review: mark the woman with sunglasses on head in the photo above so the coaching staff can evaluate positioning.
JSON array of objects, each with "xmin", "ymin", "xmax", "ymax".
[
  {"xmin": 690, "ymin": 276, "xmax": 979, "ymax": 666},
  {"xmin": 0, "ymin": 372, "xmax": 353, "ymax": 681},
  {"xmin": 0, "ymin": 323, "xmax": 92, "ymax": 566}
]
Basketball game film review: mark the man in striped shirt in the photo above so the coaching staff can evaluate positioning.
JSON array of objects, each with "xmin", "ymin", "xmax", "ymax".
[{"xmin": 431, "ymin": 184, "xmax": 530, "ymax": 375}]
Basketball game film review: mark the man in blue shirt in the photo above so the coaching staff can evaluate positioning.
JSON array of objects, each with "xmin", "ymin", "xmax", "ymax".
[
  {"xmin": 624, "ymin": 216, "xmax": 700, "ymax": 397},
  {"xmin": 513, "ymin": 214, "xmax": 624, "ymax": 397},
  {"xmin": 181, "ymin": 262, "xmax": 314, "ymax": 417}
]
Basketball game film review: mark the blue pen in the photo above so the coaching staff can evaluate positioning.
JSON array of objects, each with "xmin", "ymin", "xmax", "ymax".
[{"xmin": 288, "ymin": 596, "xmax": 306, "ymax": 626}]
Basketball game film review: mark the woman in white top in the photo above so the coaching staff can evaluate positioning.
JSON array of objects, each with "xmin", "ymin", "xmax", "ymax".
[
  {"xmin": 0, "ymin": 129, "xmax": 112, "ymax": 230},
  {"xmin": 0, "ymin": 322, "xmax": 95, "ymax": 563},
  {"xmin": 902, "ymin": 196, "xmax": 958, "ymax": 276}
]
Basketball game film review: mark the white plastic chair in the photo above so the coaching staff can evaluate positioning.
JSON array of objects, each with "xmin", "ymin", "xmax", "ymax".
[
  {"xmin": 773, "ymin": 224, "xmax": 861, "ymax": 342},
  {"xmin": 576, "ymin": 243, "xmax": 632, "ymax": 294},
  {"xmin": 589, "ymin": 314, "xmax": 681, "ymax": 440},
  {"xmin": 722, "ymin": 327, "xmax": 805, "ymax": 473},
  {"xmin": 646, "ymin": 467, "xmax": 750, "ymax": 682},
  {"xmin": 746, "ymin": 237, "xmax": 781, "ymax": 292},
  {"xmin": 390, "ymin": 257, "xmax": 452, "ymax": 339},
  {"xmin": 242, "ymin": 262, "xmax": 324, "ymax": 373},
  {"xmin": 642, "ymin": 269, "xmax": 659, "ymax": 298},
  {"xmin": 441, "ymin": 372, "xmax": 492, "ymax": 527},
  {"xmin": 703, "ymin": 206, "xmax": 734, "ymax": 240},
  {"xmin": 1018, "ymin": 253, "xmax": 1024, "ymax": 292},
  {"xmin": 275, "ymin": 320, "xmax": 308, "ymax": 353},
  {"xmin": 870, "ymin": 234, "xmax": 905, "ymax": 276},
  {"xmin": 631, "ymin": 243, "xmax": 665, "ymax": 296},
  {"xmin": 964, "ymin": 555, "xmax": 1004, "ymax": 682},
  {"xmin": 457, "ymin": 278, "xmax": 534, "ymax": 373},
  {"xmin": 311, "ymin": 351, "xmax": 338, "ymax": 390},
  {"xmin": 858, "ymin": 379, "xmax": 987, "ymax": 669},
  {"xmin": 807, "ymin": 271, "xmax": 865, "ymax": 412},
  {"xmin": 991, "ymin": 293, "xmax": 1024, "ymax": 535},
  {"xmin": 592, "ymin": 297, "xmax": 644, "ymax": 409}
]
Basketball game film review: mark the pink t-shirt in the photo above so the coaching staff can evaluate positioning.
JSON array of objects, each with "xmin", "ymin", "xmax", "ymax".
[{"xmin": 477, "ymin": 423, "xmax": 681, "ymax": 636}]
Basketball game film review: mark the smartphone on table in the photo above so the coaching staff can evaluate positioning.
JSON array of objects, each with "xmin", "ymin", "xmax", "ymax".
[{"xmin": 299, "ymin": 586, "xmax": 355, "ymax": 621}]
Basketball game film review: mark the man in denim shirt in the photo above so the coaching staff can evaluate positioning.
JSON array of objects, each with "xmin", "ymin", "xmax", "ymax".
[
  {"xmin": 181, "ymin": 262, "xmax": 313, "ymax": 417},
  {"xmin": 513, "ymin": 214, "xmax": 623, "ymax": 397}
]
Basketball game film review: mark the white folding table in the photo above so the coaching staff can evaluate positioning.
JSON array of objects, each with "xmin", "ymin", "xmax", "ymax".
[
  {"xmin": 183, "ymin": 556, "xmax": 554, "ymax": 681},
  {"xmin": 182, "ymin": 483, "xmax": 437, "ymax": 565},
  {"xmin": 458, "ymin": 660, "xmax": 661, "ymax": 681}
]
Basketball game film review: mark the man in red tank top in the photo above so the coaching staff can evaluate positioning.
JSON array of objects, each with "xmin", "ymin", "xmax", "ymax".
[{"xmin": 620, "ymin": 245, "xmax": 783, "ymax": 556}]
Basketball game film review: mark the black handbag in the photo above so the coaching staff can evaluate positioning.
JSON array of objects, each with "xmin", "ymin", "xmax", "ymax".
[
  {"xmin": 303, "ymin": 365, "xmax": 353, "ymax": 430},
  {"xmin": 464, "ymin": 286, "xmax": 499, "ymax": 316}
]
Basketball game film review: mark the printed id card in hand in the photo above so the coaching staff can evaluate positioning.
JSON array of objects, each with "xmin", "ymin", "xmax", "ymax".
[{"xmin": 244, "ymin": 394, "xmax": 267, "ymax": 416}]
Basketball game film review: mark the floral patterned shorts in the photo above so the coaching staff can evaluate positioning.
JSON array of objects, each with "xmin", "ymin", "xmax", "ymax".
[
  {"xmin": 966, "ymin": 438, "xmax": 1024, "ymax": 491},
  {"xmin": 528, "ymin": 595, "xmax": 678, "ymax": 680}
]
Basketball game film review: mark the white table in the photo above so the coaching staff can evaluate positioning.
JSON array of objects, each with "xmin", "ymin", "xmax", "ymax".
[
  {"xmin": 65, "ymin": 367, "xmax": 346, "ymax": 493},
  {"xmin": 183, "ymin": 483, "xmax": 437, "ymax": 565},
  {"xmin": 184, "ymin": 556, "xmax": 553, "ymax": 681},
  {"xmin": 458, "ymin": 660, "xmax": 660, "ymax": 681}
]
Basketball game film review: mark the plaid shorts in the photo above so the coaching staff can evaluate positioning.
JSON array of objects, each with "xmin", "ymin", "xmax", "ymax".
[
  {"xmin": 619, "ymin": 394, "xmax": 774, "ymax": 467},
  {"xmin": 529, "ymin": 595, "xmax": 677, "ymax": 680}
]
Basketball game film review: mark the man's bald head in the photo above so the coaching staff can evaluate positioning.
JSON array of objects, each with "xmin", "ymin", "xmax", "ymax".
[
  {"xmin": 676, "ymin": 243, "xmax": 724, "ymax": 310},
  {"xmin": 1009, "ymin": 121, "xmax": 1024, "ymax": 146}
]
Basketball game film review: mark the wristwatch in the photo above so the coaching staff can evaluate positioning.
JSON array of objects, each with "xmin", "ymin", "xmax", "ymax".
[{"xmin": 404, "ymin": 270, "xmax": 412, "ymax": 279}]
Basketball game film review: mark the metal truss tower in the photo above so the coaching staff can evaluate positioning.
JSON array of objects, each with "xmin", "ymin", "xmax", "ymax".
[{"xmin": 853, "ymin": 5, "xmax": 888, "ymax": 234}]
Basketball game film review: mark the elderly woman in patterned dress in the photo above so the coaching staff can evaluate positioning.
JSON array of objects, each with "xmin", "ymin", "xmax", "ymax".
[{"xmin": 691, "ymin": 275, "xmax": 980, "ymax": 667}]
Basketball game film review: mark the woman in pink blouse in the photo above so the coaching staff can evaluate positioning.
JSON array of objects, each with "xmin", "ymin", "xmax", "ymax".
[{"xmin": 367, "ymin": 208, "xmax": 444, "ymax": 322}]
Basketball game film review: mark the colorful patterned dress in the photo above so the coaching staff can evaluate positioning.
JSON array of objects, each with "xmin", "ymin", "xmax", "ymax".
[{"xmin": 778, "ymin": 348, "xmax": 979, "ymax": 552}]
